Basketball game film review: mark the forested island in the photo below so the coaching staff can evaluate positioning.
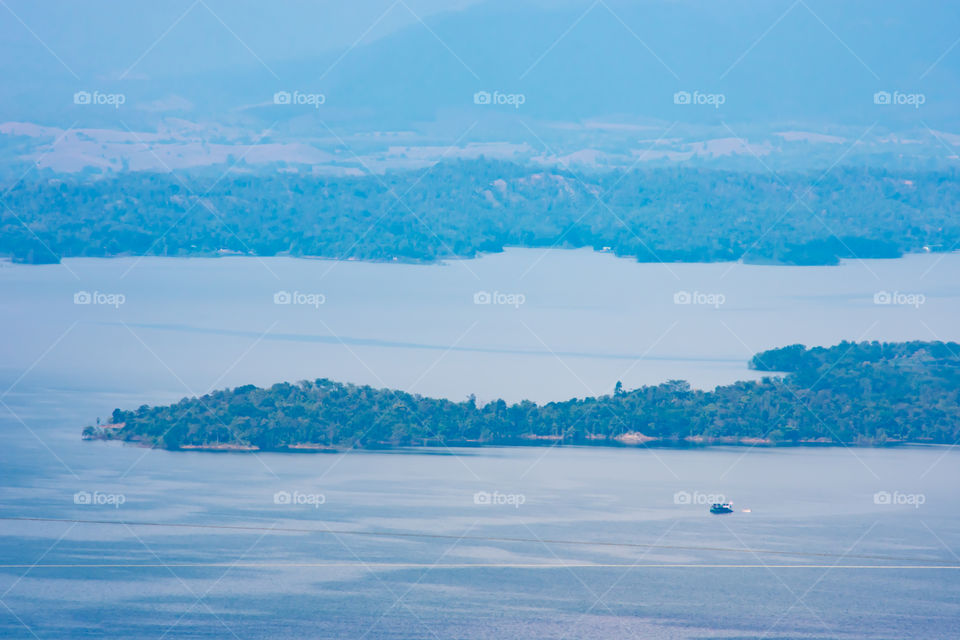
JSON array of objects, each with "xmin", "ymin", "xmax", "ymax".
[
  {"xmin": 6, "ymin": 161, "xmax": 958, "ymax": 266},
  {"xmin": 83, "ymin": 341, "xmax": 960, "ymax": 451}
]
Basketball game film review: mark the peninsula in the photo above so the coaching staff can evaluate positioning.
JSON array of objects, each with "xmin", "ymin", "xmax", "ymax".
[{"xmin": 83, "ymin": 341, "xmax": 960, "ymax": 451}]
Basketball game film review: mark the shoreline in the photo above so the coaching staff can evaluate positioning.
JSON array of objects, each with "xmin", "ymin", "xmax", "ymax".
[
  {"xmin": 83, "ymin": 433, "xmax": 933, "ymax": 453},
  {"xmin": 6, "ymin": 245, "xmax": 952, "ymax": 269}
]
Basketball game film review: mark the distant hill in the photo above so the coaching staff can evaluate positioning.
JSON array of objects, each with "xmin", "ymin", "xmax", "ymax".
[{"xmin": 4, "ymin": 161, "xmax": 958, "ymax": 265}]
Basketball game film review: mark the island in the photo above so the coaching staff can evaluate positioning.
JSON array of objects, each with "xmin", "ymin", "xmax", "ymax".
[{"xmin": 82, "ymin": 341, "xmax": 960, "ymax": 451}]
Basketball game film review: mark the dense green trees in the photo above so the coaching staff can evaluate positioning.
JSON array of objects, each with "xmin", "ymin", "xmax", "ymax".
[
  {"xmin": 6, "ymin": 161, "xmax": 959, "ymax": 265},
  {"xmin": 84, "ymin": 341, "xmax": 960, "ymax": 450}
]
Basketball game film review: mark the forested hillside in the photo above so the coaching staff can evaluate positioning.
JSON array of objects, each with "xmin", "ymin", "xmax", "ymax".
[{"xmin": 7, "ymin": 162, "xmax": 958, "ymax": 266}]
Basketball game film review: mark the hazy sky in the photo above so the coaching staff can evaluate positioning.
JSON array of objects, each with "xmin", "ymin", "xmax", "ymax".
[{"xmin": 0, "ymin": 0, "xmax": 489, "ymax": 76}]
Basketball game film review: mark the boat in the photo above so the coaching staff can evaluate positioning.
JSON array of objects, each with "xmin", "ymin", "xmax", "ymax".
[{"xmin": 710, "ymin": 502, "xmax": 734, "ymax": 514}]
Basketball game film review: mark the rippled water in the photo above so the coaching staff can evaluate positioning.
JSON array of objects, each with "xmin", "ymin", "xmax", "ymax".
[{"xmin": 1, "ymin": 430, "xmax": 958, "ymax": 639}]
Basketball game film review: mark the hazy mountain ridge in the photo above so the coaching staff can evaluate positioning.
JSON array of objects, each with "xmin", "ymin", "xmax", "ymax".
[{"xmin": 2, "ymin": 0, "xmax": 959, "ymax": 172}]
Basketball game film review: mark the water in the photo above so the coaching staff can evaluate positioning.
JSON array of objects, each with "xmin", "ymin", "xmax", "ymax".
[
  {"xmin": 1, "ymin": 248, "xmax": 959, "ymax": 404},
  {"xmin": 1, "ymin": 439, "xmax": 958, "ymax": 638},
  {"xmin": 1, "ymin": 250, "xmax": 959, "ymax": 638}
]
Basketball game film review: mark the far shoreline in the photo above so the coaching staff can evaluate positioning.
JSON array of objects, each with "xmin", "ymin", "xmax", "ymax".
[{"xmin": 5, "ymin": 245, "xmax": 954, "ymax": 269}]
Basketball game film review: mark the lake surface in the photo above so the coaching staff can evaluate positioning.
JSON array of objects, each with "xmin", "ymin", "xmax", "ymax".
[
  {"xmin": 2, "ymin": 248, "xmax": 960, "ymax": 404},
  {"xmin": 1, "ymin": 249, "xmax": 959, "ymax": 638}
]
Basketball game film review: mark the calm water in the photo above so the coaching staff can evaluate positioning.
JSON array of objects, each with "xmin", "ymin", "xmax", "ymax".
[
  {"xmin": 2, "ymin": 248, "xmax": 959, "ymax": 403},
  {"xmin": 1, "ymin": 250, "xmax": 959, "ymax": 638}
]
